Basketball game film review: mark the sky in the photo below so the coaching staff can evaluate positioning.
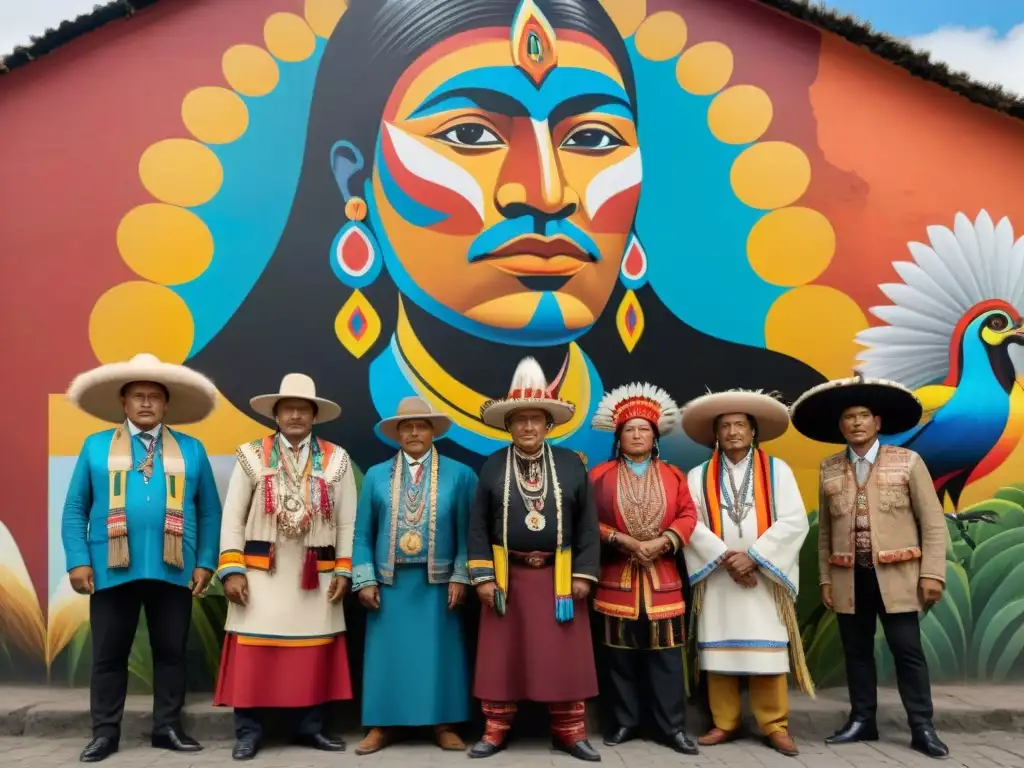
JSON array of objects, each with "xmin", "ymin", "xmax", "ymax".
[{"xmin": 0, "ymin": 0, "xmax": 1022, "ymax": 96}]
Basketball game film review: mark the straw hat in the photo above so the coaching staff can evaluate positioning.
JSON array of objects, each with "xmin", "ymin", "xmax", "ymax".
[
  {"xmin": 249, "ymin": 373, "xmax": 341, "ymax": 423},
  {"xmin": 480, "ymin": 356, "xmax": 575, "ymax": 430},
  {"xmin": 790, "ymin": 373, "xmax": 922, "ymax": 444},
  {"xmin": 66, "ymin": 353, "xmax": 217, "ymax": 425},
  {"xmin": 681, "ymin": 389, "xmax": 790, "ymax": 447},
  {"xmin": 377, "ymin": 396, "xmax": 452, "ymax": 444},
  {"xmin": 592, "ymin": 382, "xmax": 680, "ymax": 435}
]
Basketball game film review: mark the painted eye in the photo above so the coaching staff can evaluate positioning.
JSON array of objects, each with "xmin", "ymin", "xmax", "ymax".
[
  {"xmin": 986, "ymin": 313, "xmax": 1010, "ymax": 332},
  {"xmin": 433, "ymin": 123, "xmax": 503, "ymax": 147},
  {"xmin": 561, "ymin": 128, "xmax": 624, "ymax": 151}
]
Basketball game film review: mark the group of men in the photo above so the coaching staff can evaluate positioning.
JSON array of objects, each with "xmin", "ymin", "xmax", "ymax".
[{"xmin": 61, "ymin": 352, "xmax": 951, "ymax": 763}]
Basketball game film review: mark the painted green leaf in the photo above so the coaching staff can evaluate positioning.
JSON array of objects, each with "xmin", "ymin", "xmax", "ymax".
[
  {"xmin": 804, "ymin": 611, "xmax": 845, "ymax": 688},
  {"xmin": 797, "ymin": 514, "xmax": 822, "ymax": 626},
  {"xmin": 976, "ymin": 599, "xmax": 1024, "ymax": 679},
  {"xmin": 189, "ymin": 597, "xmax": 222, "ymax": 685},
  {"xmin": 973, "ymin": 559, "xmax": 1024, "ymax": 671},
  {"xmin": 66, "ymin": 621, "xmax": 92, "ymax": 686},
  {"xmin": 967, "ymin": 499, "xmax": 1024, "ymax": 547},
  {"xmin": 931, "ymin": 563, "xmax": 969, "ymax": 667},
  {"xmin": 995, "ymin": 487, "xmax": 1024, "ymax": 509},
  {"xmin": 991, "ymin": 620, "xmax": 1024, "ymax": 682},
  {"xmin": 920, "ymin": 609, "xmax": 962, "ymax": 681},
  {"xmin": 969, "ymin": 538, "xmax": 1024, "ymax": 623}
]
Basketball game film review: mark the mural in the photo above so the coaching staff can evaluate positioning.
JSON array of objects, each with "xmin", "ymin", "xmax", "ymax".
[{"xmin": 1, "ymin": 0, "xmax": 1024, "ymax": 694}]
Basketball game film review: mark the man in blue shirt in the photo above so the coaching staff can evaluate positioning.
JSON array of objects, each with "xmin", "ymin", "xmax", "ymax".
[{"xmin": 62, "ymin": 353, "xmax": 222, "ymax": 762}]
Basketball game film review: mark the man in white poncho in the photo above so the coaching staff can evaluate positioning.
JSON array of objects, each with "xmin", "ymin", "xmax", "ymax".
[{"xmin": 680, "ymin": 389, "xmax": 813, "ymax": 757}]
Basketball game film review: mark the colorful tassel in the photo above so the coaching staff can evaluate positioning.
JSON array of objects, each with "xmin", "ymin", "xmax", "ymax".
[
  {"xmin": 263, "ymin": 476, "xmax": 276, "ymax": 516},
  {"xmin": 555, "ymin": 595, "xmax": 575, "ymax": 623},
  {"xmin": 301, "ymin": 547, "xmax": 319, "ymax": 590},
  {"xmin": 318, "ymin": 476, "xmax": 332, "ymax": 521}
]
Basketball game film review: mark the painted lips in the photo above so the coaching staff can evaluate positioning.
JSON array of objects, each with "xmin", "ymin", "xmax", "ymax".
[{"xmin": 482, "ymin": 235, "xmax": 592, "ymax": 277}]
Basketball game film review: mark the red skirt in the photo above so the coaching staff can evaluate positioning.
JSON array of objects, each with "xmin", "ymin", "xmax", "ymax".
[
  {"xmin": 473, "ymin": 564, "xmax": 598, "ymax": 703},
  {"xmin": 213, "ymin": 634, "xmax": 353, "ymax": 709}
]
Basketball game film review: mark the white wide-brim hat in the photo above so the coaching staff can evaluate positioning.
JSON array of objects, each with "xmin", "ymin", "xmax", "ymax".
[
  {"xmin": 66, "ymin": 353, "xmax": 218, "ymax": 425},
  {"xmin": 377, "ymin": 396, "xmax": 452, "ymax": 444},
  {"xmin": 790, "ymin": 374, "xmax": 922, "ymax": 444},
  {"xmin": 480, "ymin": 356, "xmax": 576, "ymax": 430},
  {"xmin": 681, "ymin": 389, "xmax": 791, "ymax": 447},
  {"xmin": 249, "ymin": 373, "xmax": 341, "ymax": 423}
]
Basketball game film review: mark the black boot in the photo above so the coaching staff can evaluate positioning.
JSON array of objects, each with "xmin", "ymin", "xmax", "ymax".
[
  {"xmin": 468, "ymin": 738, "xmax": 506, "ymax": 758},
  {"xmin": 79, "ymin": 737, "xmax": 118, "ymax": 763},
  {"xmin": 825, "ymin": 719, "xmax": 879, "ymax": 745},
  {"xmin": 552, "ymin": 738, "xmax": 602, "ymax": 762},
  {"xmin": 911, "ymin": 726, "xmax": 949, "ymax": 759},
  {"xmin": 666, "ymin": 731, "xmax": 699, "ymax": 755},
  {"xmin": 603, "ymin": 726, "xmax": 636, "ymax": 746}
]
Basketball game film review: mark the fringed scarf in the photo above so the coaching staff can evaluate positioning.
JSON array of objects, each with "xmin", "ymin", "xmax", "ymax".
[
  {"xmin": 107, "ymin": 423, "xmax": 186, "ymax": 569},
  {"xmin": 492, "ymin": 443, "xmax": 574, "ymax": 623},
  {"xmin": 260, "ymin": 434, "xmax": 335, "ymax": 590},
  {"xmin": 691, "ymin": 448, "xmax": 816, "ymax": 697}
]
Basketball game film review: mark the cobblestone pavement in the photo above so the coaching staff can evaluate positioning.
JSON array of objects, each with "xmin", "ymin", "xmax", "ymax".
[{"xmin": 3, "ymin": 731, "xmax": 1024, "ymax": 768}]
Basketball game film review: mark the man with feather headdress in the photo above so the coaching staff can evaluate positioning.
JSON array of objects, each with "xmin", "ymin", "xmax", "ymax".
[
  {"xmin": 588, "ymin": 383, "xmax": 699, "ymax": 755},
  {"xmin": 680, "ymin": 389, "xmax": 812, "ymax": 757}
]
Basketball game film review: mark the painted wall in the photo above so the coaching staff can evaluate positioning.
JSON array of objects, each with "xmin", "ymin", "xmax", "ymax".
[{"xmin": 1, "ymin": 0, "xmax": 1023, "ymax": 694}]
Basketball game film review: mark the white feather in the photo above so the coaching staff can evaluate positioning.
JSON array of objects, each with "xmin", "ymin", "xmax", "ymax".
[{"xmin": 854, "ymin": 210, "xmax": 1024, "ymax": 389}]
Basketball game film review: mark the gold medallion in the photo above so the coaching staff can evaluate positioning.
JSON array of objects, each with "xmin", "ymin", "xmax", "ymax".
[
  {"xmin": 525, "ymin": 511, "xmax": 546, "ymax": 532},
  {"xmin": 399, "ymin": 529, "xmax": 424, "ymax": 555}
]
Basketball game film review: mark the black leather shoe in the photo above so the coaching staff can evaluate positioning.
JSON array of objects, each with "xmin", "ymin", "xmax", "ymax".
[
  {"xmin": 553, "ymin": 738, "xmax": 602, "ymax": 762},
  {"xmin": 667, "ymin": 731, "xmax": 699, "ymax": 755},
  {"xmin": 911, "ymin": 726, "xmax": 950, "ymax": 759},
  {"xmin": 603, "ymin": 727, "xmax": 636, "ymax": 746},
  {"xmin": 80, "ymin": 737, "xmax": 118, "ymax": 762},
  {"xmin": 232, "ymin": 738, "xmax": 260, "ymax": 761},
  {"xmin": 293, "ymin": 733, "xmax": 346, "ymax": 751},
  {"xmin": 151, "ymin": 727, "xmax": 202, "ymax": 752},
  {"xmin": 825, "ymin": 719, "xmax": 879, "ymax": 745},
  {"xmin": 468, "ymin": 739, "xmax": 506, "ymax": 758}
]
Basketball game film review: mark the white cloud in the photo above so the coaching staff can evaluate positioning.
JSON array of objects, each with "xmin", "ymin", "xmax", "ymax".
[
  {"xmin": 907, "ymin": 24, "xmax": 1024, "ymax": 98},
  {"xmin": 0, "ymin": 0, "xmax": 100, "ymax": 57}
]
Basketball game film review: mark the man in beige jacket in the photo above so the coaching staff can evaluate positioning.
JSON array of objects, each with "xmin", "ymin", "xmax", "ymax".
[{"xmin": 791, "ymin": 375, "xmax": 949, "ymax": 760}]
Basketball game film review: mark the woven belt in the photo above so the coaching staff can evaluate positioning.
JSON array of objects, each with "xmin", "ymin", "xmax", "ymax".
[
  {"xmin": 855, "ymin": 551, "xmax": 874, "ymax": 568},
  {"xmin": 509, "ymin": 550, "xmax": 554, "ymax": 568}
]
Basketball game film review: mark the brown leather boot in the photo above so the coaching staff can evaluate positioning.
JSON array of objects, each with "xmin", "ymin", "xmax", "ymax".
[
  {"xmin": 767, "ymin": 729, "xmax": 798, "ymax": 756},
  {"xmin": 435, "ymin": 725, "xmax": 465, "ymax": 751},
  {"xmin": 354, "ymin": 728, "xmax": 390, "ymax": 755},
  {"xmin": 698, "ymin": 727, "xmax": 739, "ymax": 746}
]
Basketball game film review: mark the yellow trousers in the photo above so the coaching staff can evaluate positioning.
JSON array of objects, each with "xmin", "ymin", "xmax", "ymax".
[{"xmin": 706, "ymin": 672, "xmax": 788, "ymax": 735}]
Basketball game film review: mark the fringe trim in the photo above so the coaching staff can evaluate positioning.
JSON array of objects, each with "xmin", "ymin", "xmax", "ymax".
[
  {"xmin": 771, "ymin": 581, "xmax": 816, "ymax": 697},
  {"xmin": 163, "ymin": 530, "xmax": 184, "ymax": 569}
]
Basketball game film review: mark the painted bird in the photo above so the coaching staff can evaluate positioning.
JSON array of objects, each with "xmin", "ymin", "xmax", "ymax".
[{"xmin": 856, "ymin": 210, "xmax": 1024, "ymax": 511}]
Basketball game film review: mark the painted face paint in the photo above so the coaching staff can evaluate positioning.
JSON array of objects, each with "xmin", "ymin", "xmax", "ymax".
[{"xmin": 367, "ymin": 25, "xmax": 640, "ymax": 341}]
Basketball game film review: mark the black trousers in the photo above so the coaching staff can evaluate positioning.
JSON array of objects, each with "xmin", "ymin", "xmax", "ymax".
[
  {"xmin": 836, "ymin": 565, "xmax": 934, "ymax": 729},
  {"xmin": 234, "ymin": 706, "xmax": 324, "ymax": 741},
  {"xmin": 604, "ymin": 612, "xmax": 686, "ymax": 737},
  {"xmin": 89, "ymin": 579, "xmax": 192, "ymax": 739}
]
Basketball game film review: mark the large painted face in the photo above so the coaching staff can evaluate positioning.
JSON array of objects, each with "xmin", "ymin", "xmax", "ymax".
[{"xmin": 368, "ymin": 25, "xmax": 639, "ymax": 343}]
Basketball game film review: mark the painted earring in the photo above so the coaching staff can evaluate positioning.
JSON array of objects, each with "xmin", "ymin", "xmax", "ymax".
[
  {"xmin": 615, "ymin": 233, "xmax": 648, "ymax": 352},
  {"xmin": 328, "ymin": 139, "xmax": 383, "ymax": 360}
]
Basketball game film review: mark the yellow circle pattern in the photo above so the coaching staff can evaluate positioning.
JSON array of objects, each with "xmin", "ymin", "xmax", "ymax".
[
  {"xmin": 117, "ymin": 204, "xmax": 214, "ymax": 285},
  {"xmin": 748, "ymin": 207, "xmax": 836, "ymax": 287},
  {"xmin": 139, "ymin": 139, "xmax": 223, "ymax": 207},
  {"xmin": 731, "ymin": 141, "xmax": 811, "ymax": 211},
  {"xmin": 222, "ymin": 44, "xmax": 279, "ymax": 97},
  {"xmin": 707, "ymin": 85, "xmax": 772, "ymax": 144},
  {"xmin": 90, "ymin": 282, "xmax": 195, "ymax": 364},
  {"xmin": 181, "ymin": 86, "xmax": 249, "ymax": 144},
  {"xmin": 598, "ymin": 0, "xmax": 648, "ymax": 38},
  {"xmin": 264, "ymin": 12, "xmax": 317, "ymax": 62},
  {"xmin": 634, "ymin": 12, "xmax": 688, "ymax": 61},
  {"xmin": 675, "ymin": 42, "xmax": 733, "ymax": 95},
  {"xmin": 305, "ymin": 0, "xmax": 348, "ymax": 38},
  {"xmin": 765, "ymin": 286, "xmax": 868, "ymax": 380}
]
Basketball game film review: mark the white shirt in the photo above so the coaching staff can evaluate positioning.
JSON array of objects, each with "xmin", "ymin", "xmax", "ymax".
[
  {"xmin": 404, "ymin": 449, "xmax": 431, "ymax": 481},
  {"xmin": 278, "ymin": 432, "xmax": 312, "ymax": 469},
  {"xmin": 849, "ymin": 439, "xmax": 880, "ymax": 484},
  {"xmin": 127, "ymin": 420, "xmax": 161, "ymax": 443}
]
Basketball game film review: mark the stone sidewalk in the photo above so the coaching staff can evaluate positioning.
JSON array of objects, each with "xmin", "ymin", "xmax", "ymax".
[
  {"xmin": 3, "ymin": 732, "xmax": 1024, "ymax": 767},
  {"xmin": 2, "ymin": 685, "xmax": 1023, "ymax": 739}
]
